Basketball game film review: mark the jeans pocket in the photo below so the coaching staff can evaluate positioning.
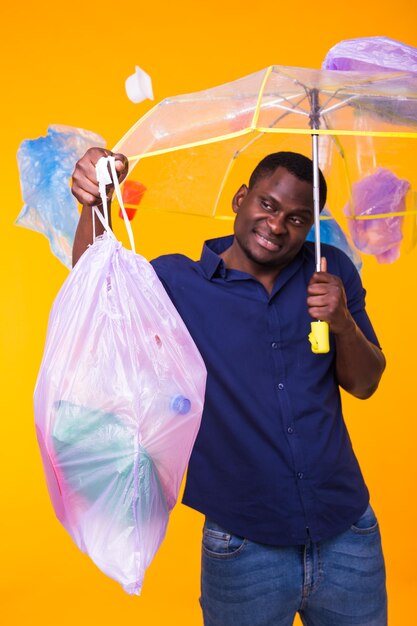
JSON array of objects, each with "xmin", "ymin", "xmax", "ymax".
[
  {"xmin": 202, "ymin": 519, "xmax": 248, "ymax": 559},
  {"xmin": 350, "ymin": 503, "xmax": 379, "ymax": 535}
]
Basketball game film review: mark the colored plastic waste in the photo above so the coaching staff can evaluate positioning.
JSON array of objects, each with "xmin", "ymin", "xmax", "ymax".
[
  {"xmin": 306, "ymin": 208, "xmax": 362, "ymax": 272},
  {"xmin": 16, "ymin": 125, "xmax": 105, "ymax": 268},
  {"xmin": 34, "ymin": 157, "xmax": 207, "ymax": 594},
  {"xmin": 119, "ymin": 180, "xmax": 147, "ymax": 221},
  {"xmin": 343, "ymin": 168, "xmax": 410, "ymax": 263},
  {"xmin": 322, "ymin": 36, "xmax": 417, "ymax": 73},
  {"xmin": 51, "ymin": 400, "xmax": 167, "ymax": 521},
  {"xmin": 322, "ymin": 37, "xmax": 417, "ymax": 127},
  {"xmin": 321, "ymin": 38, "xmax": 417, "ymax": 263},
  {"xmin": 125, "ymin": 65, "xmax": 154, "ymax": 103}
]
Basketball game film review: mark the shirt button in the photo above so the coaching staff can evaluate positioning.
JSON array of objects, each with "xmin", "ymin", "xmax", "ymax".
[
  {"xmin": 287, "ymin": 427, "xmax": 294, "ymax": 434},
  {"xmin": 278, "ymin": 383, "xmax": 284, "ymax": 390},
  {"xmin": 297, "ymin": 472, "xmax": 304, "ymax": 479},
  {"xmin": 271, "ymin": 342, "xmax": 278, "ymax": 349}
]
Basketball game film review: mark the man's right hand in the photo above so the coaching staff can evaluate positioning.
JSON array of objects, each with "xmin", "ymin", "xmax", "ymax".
[
  {"xmin": 71, "ymin": 148, "xmax": 129, "ymax": 267},
  {"xmin": 71, "ymin": 147, "xmax": 129, "ymax": 207}
]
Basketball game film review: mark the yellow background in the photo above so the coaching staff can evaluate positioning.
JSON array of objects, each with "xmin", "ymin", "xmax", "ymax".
[{"xmin": 2, "ymin": 2, "xmax": 417, "ymax": 624}]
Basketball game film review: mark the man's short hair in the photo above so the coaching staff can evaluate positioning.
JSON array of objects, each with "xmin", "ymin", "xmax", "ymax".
[{"xmin": 249, "ymin": 151, "xmax": 327, "ymax": 210}]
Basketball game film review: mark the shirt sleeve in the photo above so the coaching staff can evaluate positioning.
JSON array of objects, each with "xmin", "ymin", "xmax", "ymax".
[
  {"xmin": 150, "ymin": 254, "xmax": 189, "ymax": 310},
  {"xmin": 325, "ymin": 245, "xmax": 381, "ymax": 349}
]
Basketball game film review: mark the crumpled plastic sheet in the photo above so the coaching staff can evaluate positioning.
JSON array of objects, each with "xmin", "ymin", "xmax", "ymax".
[
  {"xmin": 322, "ymin": 37, "xmax": 417, "ymax": 127},
  {"xmin": 306, "ymin": 208, "xmax": 362, "ymax": 273},
  {"xmin": 34, "ymin": 232, "xmax": 207, "ymax": 594},
  {"xmin": 343, "ymin": 168, "xmax": 410, "ymax": 264},
  {"xmin": 16, "ymin": 125, "xmax": 105, "ymax": 268},
  {"xmin": 322, "ymin": 36, "xmax": 417, "ymax": 73}
]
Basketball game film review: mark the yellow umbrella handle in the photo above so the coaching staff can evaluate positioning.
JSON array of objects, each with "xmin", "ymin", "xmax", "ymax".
[{"xmin": 308, "ymin": 321, "xmax": 330, "ymax": 354}]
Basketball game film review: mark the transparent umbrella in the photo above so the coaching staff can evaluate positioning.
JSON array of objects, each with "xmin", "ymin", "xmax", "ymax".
[{"xmin": 112, "ymin": 65, "xmax": 417, "ymax": 349}]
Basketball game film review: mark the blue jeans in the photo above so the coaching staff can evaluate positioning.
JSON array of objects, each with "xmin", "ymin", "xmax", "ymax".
[{"xmin": 200, "ymin": 504, "xmax": 387, "ymax": 626}]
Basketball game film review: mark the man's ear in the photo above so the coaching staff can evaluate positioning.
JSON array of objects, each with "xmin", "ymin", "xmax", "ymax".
[{"xmin": 232, "ymin": 184, "xmax": 248, "ymax": 214}]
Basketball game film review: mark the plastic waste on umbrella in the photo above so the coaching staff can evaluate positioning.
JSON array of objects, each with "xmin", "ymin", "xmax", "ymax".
[
  {"xmin": 343, "ymin": 168, "xmax": 410, "ymax": 264},
  {"xmin": 322, "ymin": 36, "xmax": 417, "ymax": 73},
  {"xmin": 322, "ymin": 39, "xmax": 416, "ymax": 263},
  {"xmin": 119, "ymin": 180, "xmax": 147, "ymax": 221},
  {"xmin": 306, "ymin": 207, "xmax": 362, "ymax": 272},
  {"xmin": 322, "ymin": 37, "xmax": 417, "ymax": 127},
  {"xmin": 16, "ymin": 125, "xmax": 105, "ymax": 268}
]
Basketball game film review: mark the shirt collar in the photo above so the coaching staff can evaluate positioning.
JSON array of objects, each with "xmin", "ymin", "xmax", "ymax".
[
  {"xmin": 200, "ymin": 235, "xmax": 234, "ymax": 279},
  {"xmin": 200, "ymin": 234, "xmax": 307, "ymax": 292}
]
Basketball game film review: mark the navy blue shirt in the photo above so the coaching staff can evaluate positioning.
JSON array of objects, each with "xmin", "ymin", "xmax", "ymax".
[{"xmin": 151, "ymin": 236, "xmax": 379, "ymax": 545}]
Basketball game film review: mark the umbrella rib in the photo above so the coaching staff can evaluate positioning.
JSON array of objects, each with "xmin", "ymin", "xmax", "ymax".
[
  {"xmin": 260, "ymin": 91, "xmax": 311, "ymax": 117},
  {"xmin": 315, "ymin": 86, "xmax": 358, "ymax": 113},
  {"xmin": 319, "ymin": 114, "xmax": 355, "ymax": 220},
  {"xmin": 239, "ymin": 93, "xmax": 312, "ymax": 152},
  {"xmin": 248, "ymin": 92, "xmax": 312, "ymax": 133},
  {"xmin": 211, "ymin": 92, "xmax": 313, "ymax": 217},
  {"xmin": 269, "ymin": 103, "xmax": 310, "ymax": 117},
  {"xmin": 320, "ymin": 114, "xmax": 347, "ymax": 158},
  {"xmin": 251, "ymin": 66, "xmax": 274, "ymax": 128},
  {"xmin": 348, "ymin": 210, "xmax": 417, "ymax": 220},
  {"xmin": 320, "ymin": 94, "xmax": 362, "ymax": 116},
  {"xmin": 243, "ymin": 93, "xmax": 313, "ymax": 152},
  {"xmin": 266, "ymin": 93, "xmax": 312, "ymax": 125},
  {"xmin": 212, "ymin": 69, "xmax": 310, "ymax": 217}
]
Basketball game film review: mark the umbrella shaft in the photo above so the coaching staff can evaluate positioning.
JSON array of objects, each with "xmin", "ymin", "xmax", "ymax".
[{"xmin": 312, "ymin": 133, "xmax": 321, "ymax": 272}]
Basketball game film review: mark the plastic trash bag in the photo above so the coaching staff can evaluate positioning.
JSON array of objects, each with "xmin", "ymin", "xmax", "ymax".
[
  {"xmin": 322, "ymin": 37, "xmax": 417, "ymax": 127},
  {"xmin": 322, "ymin": 36, "xmax": 417, "ymax": 73},
  {"xmin": 343, "ymin": 168, "xmax": 410, "ymax": 264},
  {"xmin": 16, "ymin": 125, "xmax": 105, "ymax": 268},
  {"xmin": 119, "ymin": 179, "xmax": 147, "ymax": 221},
  {"xmin": 306, "ymin": 207, "xmax": 362, "ymax": 272},
  {"xmin": 34, "ymin": 157, "xmax": 207, "ymax": 594}
]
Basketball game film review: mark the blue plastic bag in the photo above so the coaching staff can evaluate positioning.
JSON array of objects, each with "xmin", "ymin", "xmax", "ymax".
[
  {"xmin": 16, "ymin": 125, "xmax": 105, "ymax": 267},
  {"xmin": 306, "ymin": 208, "xmax": 362, "ymax": 272}
]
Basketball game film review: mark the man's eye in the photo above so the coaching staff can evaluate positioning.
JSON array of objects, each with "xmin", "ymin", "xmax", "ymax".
[
  {"xmin": 289, "ymin": 216, "xmax": 304, "ymax": 225},
  {"xmin": 260, "ymin": 200, "xmax": 273, "ymax": 210}
]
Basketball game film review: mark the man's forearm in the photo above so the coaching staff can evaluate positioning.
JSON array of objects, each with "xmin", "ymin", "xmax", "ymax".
[
  {"xmin": 72, "ymin": 203, "xmax": 112, "ymax": 267},
  {"xmin": 334, "ymin": 319, "xmax": 386, "ymax": 399}
]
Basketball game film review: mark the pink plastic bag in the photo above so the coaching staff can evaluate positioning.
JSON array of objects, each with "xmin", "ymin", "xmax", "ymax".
[
  {"xmin": 343, "ymin": 168, "xmax": 410, "ymax": 263},
  {"xmin": 322, "ymin": 36, "xmax": 417, "ymax": 73},
  {"xmin": 322, "ymin": 37, "xmax": 417, "ymax": 127},
  {"xmin": 34, "ymin": 157, "xmax": 207, "ymax": 594}
]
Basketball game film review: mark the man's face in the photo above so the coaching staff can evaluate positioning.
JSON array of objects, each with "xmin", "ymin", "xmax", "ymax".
[{"xmin": 231, "ymin": 167, "xmax": 315, "ymax": 274}]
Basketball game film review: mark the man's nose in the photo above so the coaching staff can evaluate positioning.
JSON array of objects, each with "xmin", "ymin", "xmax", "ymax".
[{"xmin": 267, "ymin": 213, "xmax": 287, "ymax": 234}]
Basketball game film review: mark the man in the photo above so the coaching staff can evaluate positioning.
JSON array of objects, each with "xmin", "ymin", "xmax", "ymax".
[{"xmin": 72, "ymin": 149, "xmax": 387, "ymax": 626}]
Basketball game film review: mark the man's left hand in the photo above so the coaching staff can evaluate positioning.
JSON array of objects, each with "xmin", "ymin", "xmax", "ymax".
[{"xmin": 307, "ymin": 257, "xmax": 355, "ymax": 336}]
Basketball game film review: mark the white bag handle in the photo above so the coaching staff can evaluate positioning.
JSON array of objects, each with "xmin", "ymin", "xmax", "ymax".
[{"xmin": 93, "ymin": 156, "xmax": 136, "ymax": 254}]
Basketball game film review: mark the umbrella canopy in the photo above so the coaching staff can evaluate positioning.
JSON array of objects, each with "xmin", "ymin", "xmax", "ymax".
[{"xmin": 113, "ymin": 65, "xmax": 417, "ymax": 261}]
